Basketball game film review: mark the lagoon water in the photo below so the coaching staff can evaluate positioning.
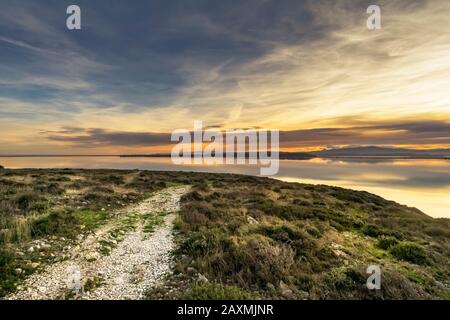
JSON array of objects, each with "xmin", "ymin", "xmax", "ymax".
[{"xmin": 1, "ymin": 156, "xmax": 449, "ymax": 218}]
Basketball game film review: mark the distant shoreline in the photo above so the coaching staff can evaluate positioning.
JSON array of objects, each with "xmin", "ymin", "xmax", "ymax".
[
  {"xmin": 0, "ymin": 154, "xmax": 448, "ymax": 160},
  {"xmin": 0, "ymin": 155, "xmax": 116, "ymax": 157}
]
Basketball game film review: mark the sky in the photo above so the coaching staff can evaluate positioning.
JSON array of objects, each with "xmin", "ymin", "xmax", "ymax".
[{"xmin": 0, "ymin": 0, "xmax": 450, "ymax": 154}]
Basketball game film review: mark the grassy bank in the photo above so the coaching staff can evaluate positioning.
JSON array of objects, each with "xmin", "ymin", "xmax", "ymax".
[
  {"xmin": 160, "ymin": 175, "xmax": 449, "ymax": 299},
  {"xmin": 0, "ymin": 169, "xmax": 205, "ymax": 296},
  {"xmin": 0, "ymin": 169, "xmax": 448, "ymax": 299}
]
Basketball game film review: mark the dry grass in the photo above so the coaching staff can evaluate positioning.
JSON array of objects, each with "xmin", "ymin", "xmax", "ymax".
[
  {"xmin": 170, "ymin": 177, "xmax": 450, "ymax": 299},
  {"xmin": 1, "ymin": 169, "xmax": 449, "ymax": 299}
]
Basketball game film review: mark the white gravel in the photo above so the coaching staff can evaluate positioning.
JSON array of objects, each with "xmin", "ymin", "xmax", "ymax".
[{"xmin": 6, "ymin": 186, "xmax": 189, "ymax": 300}]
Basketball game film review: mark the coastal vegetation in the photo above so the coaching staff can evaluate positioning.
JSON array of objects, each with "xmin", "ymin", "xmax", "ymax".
[
  {"xmin": 0, "ymin": 169, "xmax": 192, "ymax": 296},
  {"xmin": 0, "ymin": 169, "xmax": 448, "ymax": 299},
  {"xmin": 154, "ymin": 175, "xmax": 450, "ymax": 299}
]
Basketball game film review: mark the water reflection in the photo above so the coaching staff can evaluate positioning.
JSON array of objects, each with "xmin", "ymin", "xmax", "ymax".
[
  {"xmin": 0, "ymin": 156, "xmax": 449, "ymax": 218},
  {"xmin": 277, "ymin": 158, "xmax": 450, "ymax": 218}
]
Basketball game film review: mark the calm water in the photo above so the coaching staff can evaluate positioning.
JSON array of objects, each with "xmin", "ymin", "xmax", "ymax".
[{"xmin": 1, "ymin": 156, "xmax": 449, "ymax": 218}]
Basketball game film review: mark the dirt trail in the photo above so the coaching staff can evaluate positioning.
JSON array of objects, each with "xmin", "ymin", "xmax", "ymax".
[{"xmin": 6, "ymin": 186, "xmax": 189, "ymax": 300}]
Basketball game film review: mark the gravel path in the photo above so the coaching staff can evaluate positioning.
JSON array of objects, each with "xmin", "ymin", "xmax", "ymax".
[{"xmin": 6, "ymin": 186, "xmax": 189, "ymax": 300}]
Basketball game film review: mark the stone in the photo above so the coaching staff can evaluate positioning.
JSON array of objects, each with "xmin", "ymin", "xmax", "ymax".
[
  {"xmin": 40, "ymin": 243, "xmax": 51, "ymax": 250},
  {"xmin": 85, "ymin": 252, "xmax": 100, "ymax": 261},
  {"xmin": 266, "ymin": 282, "xmax": 275, "ymax": 291},
  {"xmin": 247, "ymin": 216, "xmax": 259, "ymax": 225},
  {"xmin": 114, "ymin": 276, "xmax": 124, "ymax": 285},
  {"xmin": 27, "ymin": 246, "xmax": 34, "ymax": 253},
  {"xmin": 300, "ymin": 291, "xmax": 309, "ymax": 299},
  {"xmin": 279, "ymin": 281, "xmax": 293, "ymax": 298},
  {"xmin": 197, "ymin": 274, "xmax": 209, "ymax": 283}
]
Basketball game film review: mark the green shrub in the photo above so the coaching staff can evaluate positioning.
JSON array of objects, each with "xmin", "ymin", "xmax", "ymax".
[
  {"xmin": 156, "ymin": 181, "xmax": 167, "ymax": 188},
  {"xmin": 31, "ymin": 210, "xmax": 78, "ymax": 237},
  {"xmin": 178, "ymin": 226, "xmax": 228, "ymax": 256},
  {"xmin": 224, "ymin": 236, "xmax": 296, "ymax": 288},
  {"xmin": 83, "ymin": 276, "xmax": 105, "ymax": 292},
  {"xmin": 182, "ymin": 282, "xmax": 257, "ymax": 300},
  {"xmin": 424, "ymin": 226, "xmax": 450, "ymax": 238},
  {"xmin": 99, "ymin": 174, "xmax": 124, "ymax": 184},
  {"xmin": 362, "ymin": 224, "xmax": 383, "ymax": 238},
  {"xmin": 14, "ymin": 191, "xmax": 45, "ymax": 211},
  {"xmin": 390, "ymin": 242, "xmax": 427, "ymax": 265},
  {"xmin": 377, "ymin": 236, "xmax": 399, "ymax": 250},
  {"xmin": 0, "ymin": 215, "xmax": 31, "ymax": 243},
  {"xmin": 35, "ymin": 183, "xmax": 64, "ymax": 195},
  {"xmin": 295, "ymin": 273, "xmax": 314, "ymax": 291},
  {"xmin": 0, "ymin": 248, "xmax": 19, "ymax": 296},
  {"xmin": 259, "ymin": 224, "xmax": 297, "ymax": 242},
  {"xmin": 323, "ymin": 267, "xmax": 364, "ymax": 293},
  {"xmin": 182, "ymin": 191, "xmax": 204, "ymax": 202}
]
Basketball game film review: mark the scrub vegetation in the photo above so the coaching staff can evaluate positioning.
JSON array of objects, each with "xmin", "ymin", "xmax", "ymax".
[
  {"xmin": 0, "ymin": 169, "xmax": 448, "ymax": 299},
  {"xmin": 168, "ymin": 176, "xmax": 450, "ymax": 299}
]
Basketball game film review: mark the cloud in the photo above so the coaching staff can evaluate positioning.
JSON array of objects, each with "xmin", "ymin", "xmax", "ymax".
[
  {"xmin": 41, "ymin": 120, "xmax": 450, "ymax": 151},
  {"xmin": 45, "ymin": 128, "xmax": 170, "ymax": 147},
  {"xmin": 1, "ymin": 0, "xmax": 450, "ymax": 154},
  {"xmin": 280, "ymin": 120, "xmax": 450, "ymax": 148}
]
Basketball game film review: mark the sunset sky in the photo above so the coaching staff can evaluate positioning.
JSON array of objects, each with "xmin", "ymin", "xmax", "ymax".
[{"xmin": 0, "ymin": 0, "xmax": 449, "ymax": 154}]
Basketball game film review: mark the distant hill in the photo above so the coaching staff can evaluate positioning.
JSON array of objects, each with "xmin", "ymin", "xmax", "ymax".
[
  {"xmin": 119, "ymin": 146, "xmax": 450, "ymax": 160},
  {"xmin": 121, "ymin": 152, "xmax": 316, "ymax": 160},
  {"xmin": 313, "ymin": 146, "xmax": 450, "ymax": 158}
]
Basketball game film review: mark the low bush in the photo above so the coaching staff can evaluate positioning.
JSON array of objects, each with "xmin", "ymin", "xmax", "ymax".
[
  {"xmin": 377, "ymin": 236, "xmax": 399, "ymax": 250},
  {"xmin": 182, "ymin": 282, "xmax": 257, "ymax": 300},
  {"xmin": 14, "ymin": 191, "xmax": 46, "ymax": 212},
  {"xmin": 31, "ymin": 210, "xmax": 78, "ymax": 238},
  {"xmin": 390, "ymin": 242, "xmax": 427, "ymax": 265},
  {"xmin": 0, "ymin": 249, "xmax": 15, "ymax": 295}
]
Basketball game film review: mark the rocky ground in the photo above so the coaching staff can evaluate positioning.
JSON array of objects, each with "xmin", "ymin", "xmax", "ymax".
[{"xmin": 5, "ymin": 186, "xmax": 189, "ymax": 300}]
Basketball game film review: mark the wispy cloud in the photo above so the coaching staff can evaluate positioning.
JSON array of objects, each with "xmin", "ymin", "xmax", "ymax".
[
  {"xmin": 1, "ymin": 0, "xmax": 449, "ymax": 153},
  {"xmin": 38, "ymin": 120, "xmax": 450, "ymax": 152},
  {"xmin": 45, "ymin": 128, "xmax": 170, "ymax": 147}
]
